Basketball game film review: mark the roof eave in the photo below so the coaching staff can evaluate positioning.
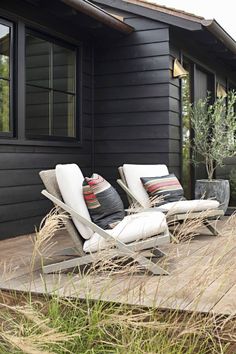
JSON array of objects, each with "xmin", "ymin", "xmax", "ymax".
[
  {"xmin": 61, "ymin": 0, "xmax": 134, "ymax": 34},
  {"xmin": 94, "ymin": 0, "xmax": 202, "ymax": 31},
  {"xmin": 201, "ymin": 19, "xmax": 236, "ymax": 56},
  {"xmin": 92, "ymin": 0, "xmax": 236, "ymax": 55}
]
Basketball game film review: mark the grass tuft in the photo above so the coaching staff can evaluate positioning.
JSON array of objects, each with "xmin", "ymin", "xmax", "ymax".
[{"xmin": 0, "ymin": 295, "xmax": 233, "ymax": 353}]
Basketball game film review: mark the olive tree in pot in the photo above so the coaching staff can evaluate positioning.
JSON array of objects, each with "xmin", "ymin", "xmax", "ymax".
[{"xmin": 190, "ymin": 91, "xmax": 236, "ymax": 214}]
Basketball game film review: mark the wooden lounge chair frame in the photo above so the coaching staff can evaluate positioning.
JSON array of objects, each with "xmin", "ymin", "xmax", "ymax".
[
  {"xmin": 41, "ymin": 189, "xmax": 170, "ymax": 275},
  {"xmin": 117, "ymin": 166, "xmax": 224, "ymax": 237}
]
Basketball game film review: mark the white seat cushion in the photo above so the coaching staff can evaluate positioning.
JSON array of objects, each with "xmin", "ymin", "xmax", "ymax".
[
  {"xmin": 161, "ymin": 199, "xmax": 220, "ymax": 215},
  {"xmin": 83, "ymin": 211, "xmax": 167, "ymax": 253},
  {"xmin": 123, "ymin": 164, "xmax": 169, "ymax": 208},
  {"xmin": 56, "ymin": 164, "xmax": 93, "ymax": 240}
]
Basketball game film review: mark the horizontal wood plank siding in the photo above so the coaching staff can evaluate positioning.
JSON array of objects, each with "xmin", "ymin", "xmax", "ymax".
[
  {"xmin": 95, "ymin": 56, "xmax": 171, "ymax": 75},
  {"xmin": 168, "ymin": 44, "xmax": 181, "ymax": 178},
  {"xmin": 94, "ymin": 9, "xmax": 172, "ymax": 204},
  {"xmin": 0, "ymin": 42, "xmax": 93, "ymax": 239},
  {"xmin": 95, "ymin": 70, "xmax": 170, "ymax": 87}
]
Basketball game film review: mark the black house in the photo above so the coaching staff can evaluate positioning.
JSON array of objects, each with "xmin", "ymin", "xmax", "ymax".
[{"xmin": 1, "ymin": 0, "xmax": 236, "ymax": 239}]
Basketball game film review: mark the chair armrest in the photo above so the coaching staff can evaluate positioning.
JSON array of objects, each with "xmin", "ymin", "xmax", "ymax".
[{"xmin": 125, "ymin": 207, "xmax": 167, "ymax": 214}]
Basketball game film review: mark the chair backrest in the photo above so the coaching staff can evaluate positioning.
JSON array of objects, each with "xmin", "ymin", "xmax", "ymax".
[
  {"xmin": 39, "ymin": 169, "xmax": 85, "ymax": 256},
  {"xmin": 122, "ymin": 164, "xmax": 169, "ymax": 208},
  {"xmin": 118, "ymin": 166, "xmax": 133, "ymax": 206},
  {"xmin": 55, "ymin": 164, "xmax": 93, "ymax": 240}
]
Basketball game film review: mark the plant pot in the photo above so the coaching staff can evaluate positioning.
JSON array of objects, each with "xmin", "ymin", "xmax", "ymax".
[{"xmin": 195, "ymin": 179, "xmax": 230, "ymax": 214}]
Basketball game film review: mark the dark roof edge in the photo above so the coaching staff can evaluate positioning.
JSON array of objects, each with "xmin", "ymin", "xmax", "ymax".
[
  {"xmin": 94, "ymin": 0, "xmax": 236, "ymax": 55},
  {"xmin": 61, "ymin": 0, "xmax": 134, "ymax": 33},
  {"xmin": 202, "ymin": 19, "xmax": 236, "ymax": 56},
  {"xmin": 94, "ymin": 0, "xmax": 202, "ymax": 31}
]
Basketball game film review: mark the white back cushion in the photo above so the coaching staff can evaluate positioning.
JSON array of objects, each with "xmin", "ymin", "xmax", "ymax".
[
  {"xmin": 123, "ymin": 164, "xmax": 169, "ymax": 208},
  {"xmin": 56, "ymin": 164, "xmax": 93, "ymax": 240}
]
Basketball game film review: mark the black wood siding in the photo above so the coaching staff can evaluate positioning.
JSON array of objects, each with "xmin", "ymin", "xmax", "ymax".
[
  {"xmin": 94, "ymin": 10, "xmax": 172, "ymax": 202},
  {"xmin": 0, "ymin": 41, "xmax": 93, "ymax": 239},
  {"xmin": 168, "ymin": 43, "xmax": 182, "ymax": 179}
]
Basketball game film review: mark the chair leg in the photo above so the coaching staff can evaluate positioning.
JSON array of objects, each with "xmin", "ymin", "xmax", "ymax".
[
  {"xmin": 134, "ymin": 253, "xmax": 169, "ymax": 275},
  {"xmin": 53, "ymin": 247, "xmax": 80, "ymax": 257},
  {"xmin": 203, "ymin": 219, "xmax": 221, "ymax": 236},
  {"xmin": 151, "ymin": 248, "xmax": 167, "ymax": 257},
  {"xmin": 43, "ymin": 254, "xmax": 94, "ymax": 274},
  {"xmin": 167, "ymin": 228, "xmax": 179, "ymax": 243}
]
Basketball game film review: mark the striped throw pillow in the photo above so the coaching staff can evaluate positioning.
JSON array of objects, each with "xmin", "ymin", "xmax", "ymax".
[
  {"xmin": 141, "ymin": 174, "xmax": 185, "ymax": 206},
  {"xmin": 83, "ymin": 174, "xmax": 125, "ymax": 229}
]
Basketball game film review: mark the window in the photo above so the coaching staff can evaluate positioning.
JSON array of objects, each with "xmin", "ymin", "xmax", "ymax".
[
  {"xmin": 0, "ymin": 20, "xmax": 12, "ymax": 135},
  {"xmin": 25, "ymin": 32, "xmax": 77, "ymax": 139}
]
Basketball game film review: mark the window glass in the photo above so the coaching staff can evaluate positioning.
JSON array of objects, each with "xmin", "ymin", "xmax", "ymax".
[
  {"xmin": 53, "ymin": 92, "xmax": 75, "ymax": 137},
  {"xmin": 25, "ymin": 35, "xmax": 50, "ymax": 88},
  {"xmin": 25, "ymin": 33, "xmax": 77, "ymax": 139},
  {"xmin": 181, "ymin": 59, "xmax": 192, "ymax": 199},
  {"xmin": 53, "ymin": 44, "xmax": 75, "ymax": 93},
  {"xmin": 0, "ymin": 23, "xmax": 11, "ymax": 133},
  {"xmin": 25, "ymin": 85, "xmax": 50, "ymax": 136}
]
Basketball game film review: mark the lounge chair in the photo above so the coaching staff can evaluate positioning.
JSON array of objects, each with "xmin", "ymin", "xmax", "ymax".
[
  {"xmin": 39, "ymin": 164, "xmax": 170, "ymax": 275},
  {"xmin": 117, "ymin": 164, "xmax": 223, "ymax": 236}
]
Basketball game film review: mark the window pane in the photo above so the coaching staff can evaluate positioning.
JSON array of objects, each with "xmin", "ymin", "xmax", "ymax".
[
  {"xmin": 0, "ymin": 79, "xmax": 10, "ymax": 132},
  {"xmin": 181, "ymin": 61, "xmax": 192, "ymax": 199},
  {"xmin": 53, "ymin": 44, "xmax": 75, "ymax": 93},
  {"xmin": 53, "ymin": 92, "xmax": 75, "ymax": 137},
  {"xmin": 25, "ymin": 32, "xmax": 77, "ymax": 139},
  {"xmin": 0, "ymin": 24, "xmax": 10, "ymax": 79},
  {"xmin": 25, "ymin": 35, "xmax": 50, "ymax": 88},
  {"xmin": 25, "ymin": 85, "xmax": 50, "ymax": 136}
]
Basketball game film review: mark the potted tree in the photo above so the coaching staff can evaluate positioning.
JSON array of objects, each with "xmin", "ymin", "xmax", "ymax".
[{"xmin": 190, "ymin": 91, "xmax": 236, "ymax": 213}]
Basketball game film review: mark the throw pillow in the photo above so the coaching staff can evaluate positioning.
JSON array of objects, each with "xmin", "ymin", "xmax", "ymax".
[
  {"xmin": 83, "ymin": 174, "xmax": 125, "ymax": 229},
  {"xmin": 141, "ymin": 173, "xmax": 185, "ymax": 206}
]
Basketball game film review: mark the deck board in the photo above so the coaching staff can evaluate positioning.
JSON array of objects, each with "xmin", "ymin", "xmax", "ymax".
[
  {"xmin": 212, "ymin": 283, "xmax": 236, "ymax": 315},
  {"xmin": 0, "ymin": 218, "xmax": 236, "ymax": 316},
  {"xmin": 116, "ymin": 236, "xmax": 235, "ymax": 309}
]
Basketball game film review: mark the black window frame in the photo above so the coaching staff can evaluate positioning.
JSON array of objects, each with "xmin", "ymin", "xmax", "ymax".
[
  {"xmin": 0, "ymin": 17, "xmax": 14, "ymax": 138},
  {"xmin": 25, "ymin": 28, "xmax": 80, "ymax": 142}
]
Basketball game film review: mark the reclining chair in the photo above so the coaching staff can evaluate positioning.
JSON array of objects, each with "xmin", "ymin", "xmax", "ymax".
[
  {"xmin": 40, "ymin": 164, "xmax": 170, "ymax": 275},
  {"xmin": 117, "ymin": 164, "xmax": 223, "ymax": 236}
]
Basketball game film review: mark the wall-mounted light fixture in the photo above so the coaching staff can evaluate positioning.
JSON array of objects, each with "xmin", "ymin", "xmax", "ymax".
[
  {"xmin": 173, "ymin": 58, "xmax": 188, "ymax": 78},
  {"xmin": 216, "ymin": 83, "xmax": 227, "ymax": 98}
]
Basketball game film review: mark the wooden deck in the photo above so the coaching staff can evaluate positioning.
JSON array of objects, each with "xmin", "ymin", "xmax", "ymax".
[{"xmin": 0, "ymin": 217, "xmax": 236, "ymax": 316}]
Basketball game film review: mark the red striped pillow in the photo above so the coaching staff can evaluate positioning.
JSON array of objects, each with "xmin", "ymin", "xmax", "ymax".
[
  {"xmin": 141, "ymin": 174, "xmax": 185, "ymax": 205},
  {"xmin": 83, "ymin": 174, "xmax": 125, "ymax": 229}
]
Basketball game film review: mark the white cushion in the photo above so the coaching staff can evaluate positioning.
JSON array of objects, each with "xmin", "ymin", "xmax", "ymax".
[
  {"xmin": 161, "ymin": 199, "xmax": 220, "ymax": 215},
  {"xmin": 123, "ymin": 164, "xmax": 169, "ymax": 208},
  {"xmin": 83, "ymin": 211, "xmax": 167, "ymax": 253},
  {"xmin": 56, "ymin": 164, "xmax": 93, "ymax": 240}
]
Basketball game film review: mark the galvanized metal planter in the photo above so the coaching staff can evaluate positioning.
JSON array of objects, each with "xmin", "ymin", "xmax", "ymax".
[{"xmin": 195, "ymin": 179, "xmax": 230, "ymax": 214}]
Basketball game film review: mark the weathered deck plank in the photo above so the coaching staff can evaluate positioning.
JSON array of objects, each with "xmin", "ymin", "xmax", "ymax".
[
  {"xmin": 212, "ymin": 283, "xmax": 236, "ymax": 315},
  {"xmin": 114, "ymin": 235, "xmax": 235, "ymax": 309},
  {"xmin": 0, "ymin": 218, "xmax": 236, "ymax": 316}
]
